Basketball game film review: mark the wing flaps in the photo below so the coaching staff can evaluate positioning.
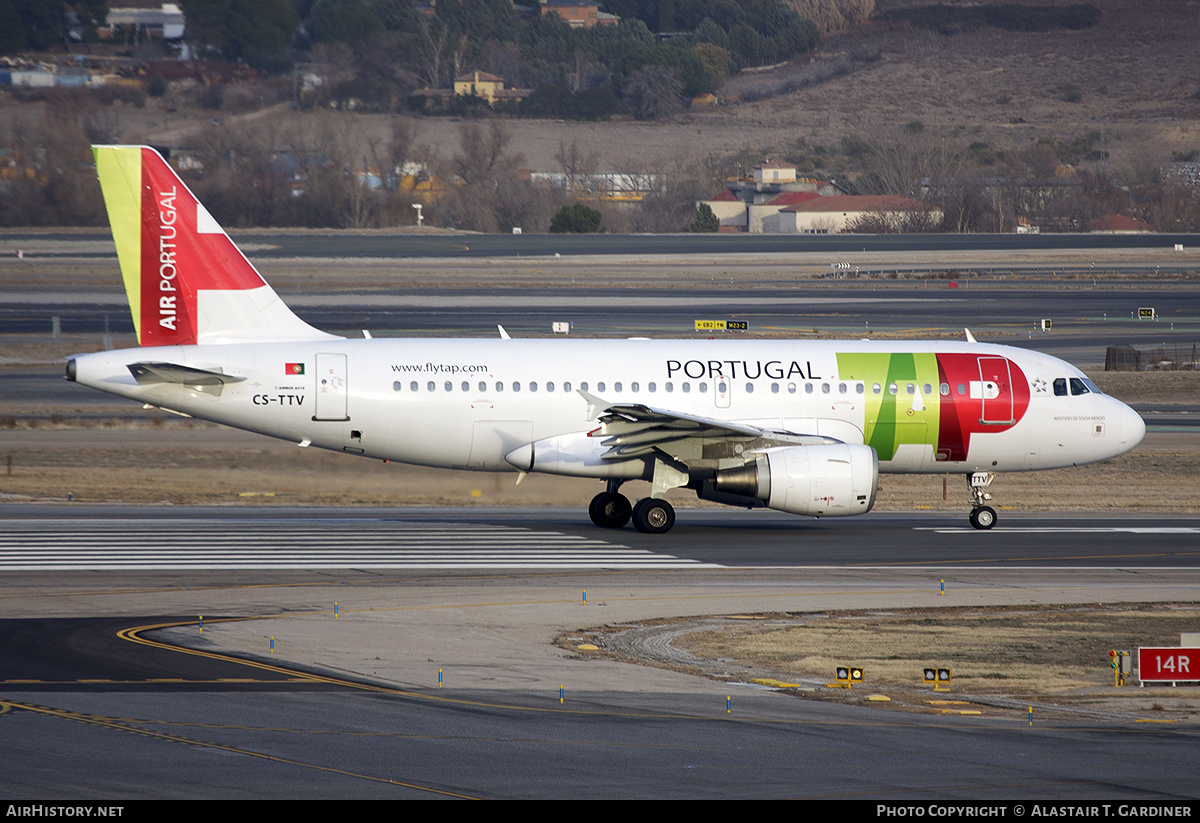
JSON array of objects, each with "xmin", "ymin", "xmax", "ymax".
[{"xmin": 579, "ymin": 390, "xmax": 839, "ymax": 462}]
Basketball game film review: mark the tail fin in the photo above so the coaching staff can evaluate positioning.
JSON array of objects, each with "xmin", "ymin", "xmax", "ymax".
[{"xmin": 92, "ymin": 145, "xmax": 337, "ymax": 347}]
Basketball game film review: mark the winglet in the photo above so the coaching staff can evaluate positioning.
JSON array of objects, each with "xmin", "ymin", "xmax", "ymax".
[
  {"xmin": 964, "ymin": 328, "xmax": 977, "ymax": 343},
  {"xmin": 497, "ymin": 325, "xmax": 511, "ymax": 340},
  {"xmin": 577, "ymin": 389, "xmax": 609, "ymax": 421}
]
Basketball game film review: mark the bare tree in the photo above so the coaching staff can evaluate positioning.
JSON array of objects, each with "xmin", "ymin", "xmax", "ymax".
[
  {"xmin": 437, "ymin": 122, "xmax": 538, "ymax": 232},
  {"xmin": 416, "ymin": 18, "xmax": 450, "ymax": 88},
  {"xmin": 553, "ymin": 139, "xmax": 600, "ymax": 196}
]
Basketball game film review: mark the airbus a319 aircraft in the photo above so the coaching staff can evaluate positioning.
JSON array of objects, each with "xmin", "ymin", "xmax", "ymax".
[{"xmin": 68, "ymin": 146, "xmax": 1145, "ymax": 534}]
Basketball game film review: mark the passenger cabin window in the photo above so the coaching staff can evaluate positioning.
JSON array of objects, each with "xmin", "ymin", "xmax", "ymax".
[
  {"xmin": 529, "ymin": 382, "xmax": 537, "ymax": 392},
  {"xmin": 563, "ymin": 382, "xmax": 571, "ymax": 392},
  {"xmin": 461, "ymin": 381, "xmax": 469, "ymax": 392},
  {"xmin": 745, "ymin": 383, "xmax": 754, "ymax": 393},
  {"xmin": 614, "ymin": 382, "xmax": 622, "ymax": 392},
  {"xmin": 427, "ymin": 381, "xmax": 435, "ymax": 392},
  {"xmin": 699, "ymin": 382, "xmax": 708, "ymax": 393},
  {"xmin": 788, "ymin": 383, "xmax": 797, "ymax": 394},
  {"xmin": 648, "ymin": 382, "xmax": 656, "ymax": 392},
  {"xmin": 411, "ymin": 381, "xmax": 418, "ymax": 392},
  {"xmin": 478, "ymin": 381, "xmax": 486, "ymax": 392},
  {"xmin": 495, "ymin": 382, "xmax": 503, "ymax": 392},
  {"xmin": 546, "ymin": 382, "xmax": 555, "ymax": 392},
  {"xmin": 805, "ymin": 383, "xmax": 814, "ymax": 394},
  {"xmin": 940, "ymin": 383, "xmax": 949, "ymax": 396},
  {"xmin": 597, "ymin": 382, "xmax": 606, "ymax": 392},
  {"xmin": 444, "ymin": 381, "xmax": 452, "ymax": 392},
  {"xmin": 771, "ymin": 383, "xmax": 779, "ymax": 394},
  {"xmin": 665, "ymin": 382, "xmax": 673, "ymax": 392},
  {"xmin": 393, "ymin": 381, "xmax": 402, "ymax": 392}
]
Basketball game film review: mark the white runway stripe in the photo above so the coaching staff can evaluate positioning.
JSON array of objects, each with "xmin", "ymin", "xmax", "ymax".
[
  {"xmin": 914, "ymin": 526, "xmax": 1200, "ymax": 534},
  {"xmin": 0, "ymin": 520, "xmax": 715, "ymax": 570}
]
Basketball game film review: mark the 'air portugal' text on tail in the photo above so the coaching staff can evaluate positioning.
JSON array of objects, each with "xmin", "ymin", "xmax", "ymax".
[{"xmin": 92, "ymin": 145, "xmax": 335, "ymax": 346}]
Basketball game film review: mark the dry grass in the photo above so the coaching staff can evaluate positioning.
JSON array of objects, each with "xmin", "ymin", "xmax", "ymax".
[{"xmin": 680, "ymin": 605, "xmax": 1200, "ymax": 696}]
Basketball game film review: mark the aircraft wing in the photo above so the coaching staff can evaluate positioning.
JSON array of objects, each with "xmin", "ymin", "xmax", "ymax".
[{"xmin": 580, "ymin": 390, "xmax": 834, "ymax": 460}]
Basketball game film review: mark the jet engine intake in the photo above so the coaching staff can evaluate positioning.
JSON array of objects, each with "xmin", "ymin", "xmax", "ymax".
[{"xmin": 714, "ymin": 444, "xmax": 878, "ymax": 517}]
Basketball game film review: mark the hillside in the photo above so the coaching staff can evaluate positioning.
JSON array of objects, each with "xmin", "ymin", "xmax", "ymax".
[{"xmin": 129, "ymin": 0, "xmax": 1199, "ymax": 182}]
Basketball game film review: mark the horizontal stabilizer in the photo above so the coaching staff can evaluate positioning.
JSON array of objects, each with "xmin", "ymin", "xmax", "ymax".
[{"xmin": 128, "ymin": 361, "xmax": 245, "ymax": 395}]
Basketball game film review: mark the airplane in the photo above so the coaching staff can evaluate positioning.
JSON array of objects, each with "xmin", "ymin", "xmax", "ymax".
[{"xmin": 67, "ymin": 145, "xmax": 1146, "ymax": 534}]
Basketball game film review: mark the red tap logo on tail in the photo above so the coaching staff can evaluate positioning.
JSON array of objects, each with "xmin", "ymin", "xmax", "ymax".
[{"xmin": 94, "ymin": 146, "xmax": 329, "ymax": 348}]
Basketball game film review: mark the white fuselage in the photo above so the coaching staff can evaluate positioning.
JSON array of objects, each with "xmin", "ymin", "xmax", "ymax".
[{"xmin": 69, "ymin": 337, "xmax": 1145, "ymax": 479}]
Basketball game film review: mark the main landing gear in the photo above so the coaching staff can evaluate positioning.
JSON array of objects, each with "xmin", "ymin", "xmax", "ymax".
[
  {"xmin": 967, "ymin": 471, "xmax": 997, "ymax": 530},
  {"xmin": 588, "ymin": 481, "xmax": 676, "ymax": 534}
]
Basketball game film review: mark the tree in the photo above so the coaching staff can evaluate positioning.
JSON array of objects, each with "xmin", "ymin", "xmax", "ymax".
[
  {"xmin": 549, "ymin": 203, "xmax": 602, "ymax": 233},
  {"xmin": 623, "ymin": 64, "xmax": 682, "ymax": 120},
  {"xmin": 690, "ymin": 202, "xmax": 719, "ymax": 232},
  {"xmin": 554, "ymin": 139, "xmax": 600, "ymax": 196},
  {"xmin": 181, "ymin": 0, "xmax": 298, "ymax": 71}
]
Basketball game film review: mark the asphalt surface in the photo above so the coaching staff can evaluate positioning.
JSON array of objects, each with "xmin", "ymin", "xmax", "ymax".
[
  {"xmin": 6, "ymin": 230, "xmax": 1200, "ymax": 258},
  {"xmin": 7, "ymin": 283, "xmax": 1199, "ymax": 371}
]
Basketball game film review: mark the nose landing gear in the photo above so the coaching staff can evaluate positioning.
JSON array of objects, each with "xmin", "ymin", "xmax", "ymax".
[{"xmin": 967, "ymin": 471, "xmax": 997, "ymax": 530}]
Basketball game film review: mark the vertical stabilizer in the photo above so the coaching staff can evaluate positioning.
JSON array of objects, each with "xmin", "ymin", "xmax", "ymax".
[{"xmin": 92, "ymin": 145, "xmax": 337, "ymax": 347}]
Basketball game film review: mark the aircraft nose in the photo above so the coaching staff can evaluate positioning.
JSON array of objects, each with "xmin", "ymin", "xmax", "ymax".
[{"xmin": 1115, "ymin": 399, "xmax": 1145, "ymax": 451}]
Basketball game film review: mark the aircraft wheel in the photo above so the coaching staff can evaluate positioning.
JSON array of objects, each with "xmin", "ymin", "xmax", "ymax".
[
  {"xmin": 969, "ymin": 506, "xmax": 997, "ymax": 530},
  {"xmin": 589, "ymin": 492, "xmax": 632, "ymax": 529},
  {"xmin": 632, "ymin": 498, "xmax": 675, "ymax": 535}
]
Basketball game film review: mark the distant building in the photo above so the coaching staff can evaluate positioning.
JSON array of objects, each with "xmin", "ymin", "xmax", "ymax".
[
  {"xmin": 102, "ymin": 3, "xmax": 185, "ymax": 41},
  {"xmin": 775, "ymin": 195, "xmax": 943, "ymax": 234},
  {"xmin": 1089, "ymin": 214, "xmax": 1154, "ymax": 233},
  {"xmin": 539, "ymin": 1, "xmax": 619, "ymax": 28},
  {"xmin": 413, "ymin": 71, "xmax": 530, "ymax": 110},
  {"xmin": 453, "ymin": 71, "xmax": 525, "ymax": 104},
  {"xmin": 531, "ymin": 171, "xmax": 659, "ymax": 202},
  {"xmin": 701, "ymin": 162, "xmax": 847, "ymax": 232}
]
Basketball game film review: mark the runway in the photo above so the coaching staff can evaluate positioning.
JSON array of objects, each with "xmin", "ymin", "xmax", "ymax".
[{"xmin": 2, "ymin": 507, "xmax": 1199, "ymax": 570}]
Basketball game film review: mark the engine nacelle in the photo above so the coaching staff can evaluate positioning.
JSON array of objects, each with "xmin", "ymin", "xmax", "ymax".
[{"xmin": 714, "ymin": 444, "xmax": 878, "ymax": 517}]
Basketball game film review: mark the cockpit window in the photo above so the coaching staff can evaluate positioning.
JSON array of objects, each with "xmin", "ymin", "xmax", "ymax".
[
  {"xmin": 1053, "ymin": 378, "xmax": 1068, "ymax": 396},
  {"xmin": 1069, "ymin": 378, "xmax": 1090, "ymax": 396}
]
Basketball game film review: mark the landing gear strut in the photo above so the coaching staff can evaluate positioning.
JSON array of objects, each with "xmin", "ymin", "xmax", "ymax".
[
  {"xmin": 967, "ymin": 472, "xmax": 997, "ymax": 530},
  {"xmin": 589, "ymin": 481, "xmax": 631, "ymax": 529}
]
